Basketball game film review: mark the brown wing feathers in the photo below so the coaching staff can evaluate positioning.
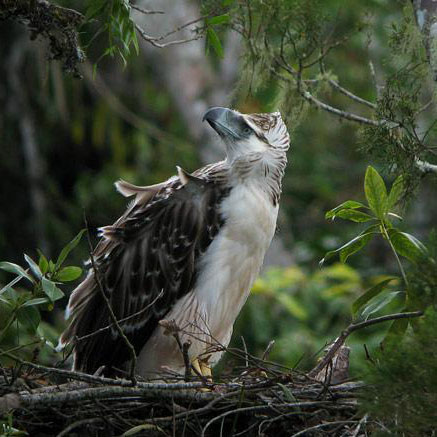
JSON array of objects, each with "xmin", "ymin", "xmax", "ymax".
[{"xmin": 61, "ymin": 168, "xmax": 229, "ymax": 374}]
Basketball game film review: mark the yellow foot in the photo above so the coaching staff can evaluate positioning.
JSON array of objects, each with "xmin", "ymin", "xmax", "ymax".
[
  {"xmin": 199, "ymin": 359, "xmax": 212, "ymax": 383},
  {"xmin": 191, "ymin": 357, "xmax": 202, "ymax": 377},
  {"xmin": 191, "ymin": 357, "xmax": 212, "ymax": 391}
]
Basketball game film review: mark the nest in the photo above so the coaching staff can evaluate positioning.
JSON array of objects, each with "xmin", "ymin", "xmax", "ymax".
[{"xmin": 0, "ymin": 352, "xmax": 367, "ymax": 437}]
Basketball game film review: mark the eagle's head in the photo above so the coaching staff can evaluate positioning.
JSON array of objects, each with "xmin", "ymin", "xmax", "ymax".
[{"xmin": 203, "ymin": 107, "xmax": 290, "ymax": 161}]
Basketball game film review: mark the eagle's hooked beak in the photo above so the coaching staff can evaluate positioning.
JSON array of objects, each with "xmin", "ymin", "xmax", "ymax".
[{"xmin": 203, "ymin": 107, "xmax": 243, "ymax": 140}]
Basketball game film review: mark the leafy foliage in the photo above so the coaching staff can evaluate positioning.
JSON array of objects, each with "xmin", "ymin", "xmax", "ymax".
[
  {"xmin": 0, "ymin": 231, "xmax": 85, "ymax": 362},
  {"xmin": 321, "ymin": 166, "xmax": 430, "ymax": 339},
  {"xmin": 362, "ymin": 309, "xmax": 437, "ymax": 435},
  {"xmin": 85, "ymin": 0, "xmax": 139, "ymax": 67}
]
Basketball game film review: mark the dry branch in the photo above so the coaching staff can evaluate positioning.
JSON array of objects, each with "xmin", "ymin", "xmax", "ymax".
[
  {"xmin": 0, "ymin": 361, "xmax": 365, "ymax": 437},
  {"xmin": 308, "ymin": 311, "xmax": 423, "ymax": 379}
]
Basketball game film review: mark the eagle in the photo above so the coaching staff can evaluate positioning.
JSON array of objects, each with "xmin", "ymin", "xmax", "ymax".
[{"xmin": 60, "ymin": 107, "xmax": 290, "ymax": 379}]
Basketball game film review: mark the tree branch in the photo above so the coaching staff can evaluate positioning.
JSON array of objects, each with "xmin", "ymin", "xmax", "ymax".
[
  {"xmin": 327, "ymin": 78, "xmax": 377, "ymax": 109},
  {"xmin": 134, "ymin": 23, "xmax": 202, "ymax": 48},
  {"xmin": 301, "ymin": 90, "xmax": 380, "ymax": 126},
  {"xmin": 308, "ymin": 311, "xmax": 423, "ymax": 378}
]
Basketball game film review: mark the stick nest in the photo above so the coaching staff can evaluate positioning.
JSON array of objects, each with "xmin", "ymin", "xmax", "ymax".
[{"xmin": 0, "ymin": 358, "xmax": 367, "ymax": 437}]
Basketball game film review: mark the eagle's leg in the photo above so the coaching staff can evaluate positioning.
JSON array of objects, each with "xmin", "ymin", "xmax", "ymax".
[
  {"xmin": 199, "ymin": 354, "xmax": 212, "ymax": 382},
  {"xmin": 191, "ymin": 357, "xmax": 202, "ymax": 377},
  {"xmin": 199, "ymin": 360, "xmax": 212, "ymax": 382}
]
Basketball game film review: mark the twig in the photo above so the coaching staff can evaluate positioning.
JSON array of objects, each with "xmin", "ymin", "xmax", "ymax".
[
  {"xmin": 290, "ymin": 420, "xmax": 358, "ymax": 437},
  {"xmin": 0, "ymin": 350, "xmax": 205, "ymax": 390},
  {"xmin": 308, "ymin": 311, "xmax": 423, "ymax": 378},
  {"xmin": 262, "ymin": 340, "xmax": 275, "ymax": 361},
  {"xmin": 328, "ymin": 78, "xmax": 377, "ymax": 109},
  {"xmin": 56, "ymin": 417, "xmax": 104, "ymax": 437},
  {"xmin": 351, "ymin": 413, "xmax": 369, "ymax": 437},
  {"xmin": 240, "ymin": 336, "xmax": 249, "ymax": 368},
  {"xmin": 74, "ymin": 290, "xmax": 164, "ymax": 344},
  {"xmin": 200, "ymin": 401, "xmax": 354, "ymax": 437},
  {"xmin": 301, "ymin": 90, "xmax": 380, "ymax": 126},
  {"xmin": 369, "ymin": 60, "xmax": 381, "ymax": 100},
  {"xmin": 135, "ymin": 24, "xmax": 202, "ymax": 48},
  {"xmin": 83, "ymin": 214, "xmax": 137, "ymax": 384},
  {"xmin": 11, "ymin": 385, "xmax": 214, "ymax": 409},
  {"xmin": 129, "ymin": 4, "xmax": 164, "ymax": 15}
]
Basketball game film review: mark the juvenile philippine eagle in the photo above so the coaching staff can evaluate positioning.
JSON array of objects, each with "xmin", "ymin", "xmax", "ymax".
[{"xmin": 60, "ymin": 107, "xmax": 290, "ymax": 379}]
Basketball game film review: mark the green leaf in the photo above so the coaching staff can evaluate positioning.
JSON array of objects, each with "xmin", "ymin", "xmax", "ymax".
[
  {"xmin": 320, "ymin": 229, "xmax": 377, "ymax": 266},
  {"xmin": 352, "ymin": 277, "xmax": 398, "ymax": 316},
  {"xmin": 388, "ymin": 230, "xmax": 427, "ymax": 263},
  {"xmin": 16, "ymin": 306, "xmax": 41, "ymax": 333},
  {"xmin": 21, "ymin": 298, "xmax": 50, "ymax": 307},
  {"xmin": 360, "ymin": 291, "xmax": 405, "ymax": 320},
  {"xmin": 24, "ymin": 254, "xmax": 42, "ymax": 280},
  {"xmin": 209, "ymin": 14, "xmax": 230, "ymax": 25},
  {"xmin": 55, "ymin": 266, "xmax": 83, "ymax": 282},
  {"xmin": 364, "ymin": 166, "xmax": 388, "ymax": 219},
  {"xmin": 339, "ymin": 232, "xmax": 375, "ymax": 263},
  {"xmin": 206, "ymin": 28, "xmax": 224, "ymax": 58},
  {"xmin": 387, "ymin": 174, "xmax": 404, "ymax": 210},
  {"xmin": 42, "ymin": 278, "xmax": 65, "ymax": 302},
  {"xmin": 331, "ymin": 209, "xmax": 375, "ymax": 223},
  {"xmin": 38, "ymin": 250, "xmax": 49, "ymax": 275},
  {"xmin": 0, "ymin": 262, "xmax": 34, "ymax": 284},
  {"xmin": 388, "ymin": 212, "xmax": 403, "ymax": 220},
  {"xmin": 325, "ymin": 200, "xmax": 368, "ymax": 219},
  {"xmin": 54, "ymin": 229, "xmax": 86, "ymax": 272}
]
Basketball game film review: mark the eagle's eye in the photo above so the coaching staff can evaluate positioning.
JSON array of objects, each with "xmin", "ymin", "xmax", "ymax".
[{"xmin": 243, "ymin": 126, "xmax": 251, "ymax": 135}]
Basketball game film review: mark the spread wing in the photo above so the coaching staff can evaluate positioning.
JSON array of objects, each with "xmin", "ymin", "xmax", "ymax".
[{"xmin": 61, "ymin": 165, "xmax": 229, "ymax": 374}]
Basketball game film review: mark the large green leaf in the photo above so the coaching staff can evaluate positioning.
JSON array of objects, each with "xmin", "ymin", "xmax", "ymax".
[
  {"xmin": 209, "ymin": 14, "xmax": 230, "ymax": 25},
  {"xmin": 206, "ymin": 28, "xmax": 224, "ymax": 58},
  {"xmin": 388, "ymin": 230, "xmax": 427, "ymax": 263},
  {"xmin": 325, "ymin": 200, "xmax": 368, "ymax": 219},
  {"xmin": 17, "ymin": 306, "xmax": 41, "ymax": 334},
  {"xmin": 0, "ymin": 262, "xmax": 34, "ymax": 284},
  {"xmin": 24, "ymin": 254, "xmax": 42, "ymax": 280},
  {"xmin": 360, "ymin": 290, "xmax": 405, "ymax": 321},
  {"xmin": 42, "ymin": 278, "xmax": 65, "ymax": 302},
  {"xmin": 387, "ymin": 174, "xmax": 404, "ymax": 210},
  {"xmin": 320, "ymin": 228, "xmax": 377, "ymax": 266},
  {"xmin": 38, "ymin": 250, "xmax": 49, "ymax": 275},
  {"xmin": 54, "ymin": 229, "xmax": 86, "ymax": 272},
  {"xmin": 352, "ymin": 277, "xmax": 398, "ymax": 317},
  {"xmin": 331, "ymin": 209, "xmax": 375, "ymax": 223},
  {"xmin": 364, "ymin": 166, "xmax": 388, "ymax": 219},
  {"xmin": 55, "ymin": 266, "xmax": 83, "ymax": 282},
  {"xmin": 21, "ymin": 297, "xmax": 50, "ymax": 307}
]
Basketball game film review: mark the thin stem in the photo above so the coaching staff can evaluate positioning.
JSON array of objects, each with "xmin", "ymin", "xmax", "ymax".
[{"xmin": 381, "ymin": 223, "xmax": 409, "ymax": 288}]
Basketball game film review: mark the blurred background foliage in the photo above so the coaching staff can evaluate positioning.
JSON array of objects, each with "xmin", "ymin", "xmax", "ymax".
[{"xmin": 0, "ymin": 0, "xmax": 436, "ymax": 394}]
